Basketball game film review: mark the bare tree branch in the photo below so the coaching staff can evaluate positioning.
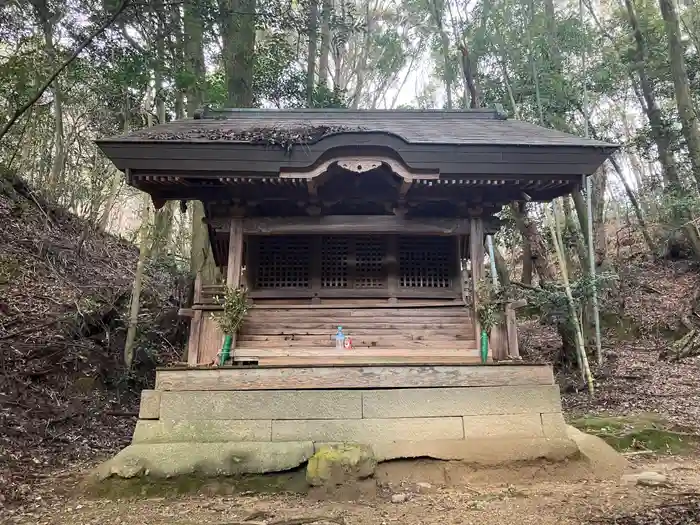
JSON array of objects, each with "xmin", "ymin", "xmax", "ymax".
[{"xmin": 0, "ymin": 0, "xmax": 132, "ymax": 142}]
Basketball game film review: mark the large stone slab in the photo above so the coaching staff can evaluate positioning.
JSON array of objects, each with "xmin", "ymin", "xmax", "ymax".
[
  {"xmin": 95, "ymin": 441, "xmax": 315, "ymax": 480},
  {"xmin": 155, "ymin": 364, "xmax": 555, "ymax": 391},
  {"xmin": 271, "ymin": 417, "xmax": 464, "ymax": 442},
  {"xmin": 362, "ymin": 385, "xmax": 562, "ymax": 418},
  {"xmin": 541, "ymin": 412, "xmax": 569, "ymax": 438},
  {"xmin": 370, "ymin": 437, "xmax": 579, "ymax": 464},
  {"xmin": 159, "ymin": 390, "xmax": 362, "ymax": 421},
  {"xmin": 132, "ymin": 419, "xmax": 272, "ymax": 443},
  {"xmin": 462, "ymin": 414, "xmax": 544, "ymax": 438},
  {"xmin": 565, "ymin": 426, "xmax": 629, "ymax": 479},
  {"xmin": 138, "ymin": 390, "xmax": 161, "ymax": 420}
]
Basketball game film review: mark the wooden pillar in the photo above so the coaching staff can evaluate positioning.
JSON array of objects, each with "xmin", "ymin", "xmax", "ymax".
[
  {"xmin": 310, "ymin": 236, "xmax": 322, "ymax": 304},
  {"xmin": 225, "ymin": 218, "xmax": 244, "ymax": 356},
  {"xmin": 387, "ymin": 235, "xmax": 399, "ymax": 303},
  {"xmin": 469, "ymin": 217, "xmax": 485, "ymax": 348},
  {"xmin": 186, "ymin": 272, "xmax": 203, "ymax": 366}
]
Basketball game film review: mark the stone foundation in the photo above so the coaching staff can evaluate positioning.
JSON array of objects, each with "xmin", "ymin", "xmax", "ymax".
[{"xmin": 95, "ymin": 365, "xmax": 602, "ymax": 482}]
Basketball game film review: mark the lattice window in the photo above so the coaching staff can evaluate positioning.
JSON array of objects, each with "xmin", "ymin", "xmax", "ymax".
[
  {"xmin": 354, "ymin": 235, "xmax": 387, "ymax": 288},
  {"xmin": 321, "ymin": 236, "xmax": 349, "ymax": 288},
  {"xmin": 254, "ymin": 236, "xmax": 311, "ymax": 288},
  {"xmin": 399, "ymin": 236, "xmax": 452, "ymax": 288}
]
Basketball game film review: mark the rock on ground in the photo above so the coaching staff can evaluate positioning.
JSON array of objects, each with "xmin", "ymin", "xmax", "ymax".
[{"xmin": 306, "ymin": 443, "xmax": 377, "ymax": 487}]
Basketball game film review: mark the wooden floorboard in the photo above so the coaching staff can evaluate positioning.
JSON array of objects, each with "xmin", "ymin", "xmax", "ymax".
[{"xmin": 155, "ymin": 363, "xmax": 554, "ymax": 390}]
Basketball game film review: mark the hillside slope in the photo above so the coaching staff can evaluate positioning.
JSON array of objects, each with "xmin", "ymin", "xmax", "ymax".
[{"xmin": 0, "ymin": 169, "xmax": 186, "ymax": 504}]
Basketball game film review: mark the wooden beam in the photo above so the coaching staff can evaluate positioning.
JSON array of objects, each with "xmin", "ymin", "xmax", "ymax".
[
  {"xmin": 222, "ymin": 218, "xmax": 244, "ymax": 363},
  {"xmin": 241, "ymin": 216, "xmax": 471, "ymax": 235},
  {"xmin": 226, "ymin": 218, "xmax": 244, "ymax": 287},
  {"xmin": 155, "ymin": 363, "xmax": 555, "ymax": 391},
  {"xmin": 186, "ymin": 272, "xmax": 204, "ymax": 366},
  {"xmin": 248, "ymin": 288, "xmax": 462, "ymax": 300}
]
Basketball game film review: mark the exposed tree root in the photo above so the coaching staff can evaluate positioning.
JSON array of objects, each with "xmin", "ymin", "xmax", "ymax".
[{"xmin": 660, "ymin": 329, "xmax": 700, "ymax": 361}]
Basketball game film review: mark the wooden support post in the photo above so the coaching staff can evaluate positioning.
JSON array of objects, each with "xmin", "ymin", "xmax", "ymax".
[
  {"xmin": 469, "ymin": 218, "xmax": 485, "ymax": 348},
  {"xmin": 224, "ymin": 218, "xmax": 244, "ymax": 358},
  {"xmin": 387, "ymin": 235, "xmax": 399, "ymax": 303},
  {"xmin": 186, "ymin": 272, "xmax": 203, "ymax": 366},
  {"xmin": 310, "ymin": 236, "xmax": 322, "ymax": 305},
  {"xmin": 505, "ymin": 298, "xmax": 527, "ymax": 358}
]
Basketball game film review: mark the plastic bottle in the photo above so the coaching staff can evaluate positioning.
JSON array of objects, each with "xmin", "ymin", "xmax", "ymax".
[{"xmin": 335, "ymin": 326, "xmax": 345, "ymax": 349}]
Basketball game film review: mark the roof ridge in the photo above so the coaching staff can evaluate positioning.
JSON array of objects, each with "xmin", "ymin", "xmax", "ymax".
[{"xmin": 193, "ymin": 107, "xmax": 504, "ymax": 121}]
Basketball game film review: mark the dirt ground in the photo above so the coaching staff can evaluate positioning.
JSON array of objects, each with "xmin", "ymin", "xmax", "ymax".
[{"xmin": 3, "ymin": 455, "xmax": 699, "ymax": 525}]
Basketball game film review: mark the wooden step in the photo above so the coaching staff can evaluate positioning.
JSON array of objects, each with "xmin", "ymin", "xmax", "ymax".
[
  {"xmin": 252, "ymin": 355, "xmax": 483, "ymax": 366},
  {"xmin": 248, "ymin": 308, "xmax": 471, "ymax": 319},
  {"xmin": 241, "ymin": 319, "xmax": 474, "ymax": 332},
  {"xmin": 232, "ymin": 348, "xmax": 479, "ymax": 358},
  {"xmin": 237, "ymin": 335, "xmax": 475, "ymax": 345},
  {"xmin": 238, "ymin": 331, "xmax": 475, "ymax": 340}
]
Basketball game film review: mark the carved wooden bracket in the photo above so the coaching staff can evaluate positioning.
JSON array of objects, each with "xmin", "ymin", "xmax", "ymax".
[{"xmin": 280, "ymin": 155, "xmax": 439, "ymax": 182}]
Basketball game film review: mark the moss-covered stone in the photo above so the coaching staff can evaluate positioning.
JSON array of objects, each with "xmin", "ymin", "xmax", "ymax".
[
  {"xmin": 306, "ymin": 443, "xmax": 377, "ymax": 487},
  {"xmin": 94, "ymin": 442, "xmax": 314, "ymax": 481},
  {"xmin": 571, "ymin": 414, "xmax": 700, "ymax": 455}
]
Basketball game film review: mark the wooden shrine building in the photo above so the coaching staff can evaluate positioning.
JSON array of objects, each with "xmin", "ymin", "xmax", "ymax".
[
  {"xmin": 94, "ymin": 109, "xmax": 619, "ymax": 478},
  {"xmin": 98, "ymin": 108, "xmax": 615, "ymax": 367}
]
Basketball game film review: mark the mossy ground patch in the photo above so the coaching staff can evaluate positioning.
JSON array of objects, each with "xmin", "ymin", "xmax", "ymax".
[{"xmin": 571, "ymin": 413, "xmax": 700, "ymax": 455}]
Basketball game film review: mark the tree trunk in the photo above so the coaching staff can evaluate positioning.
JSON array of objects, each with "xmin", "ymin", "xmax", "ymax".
[
  {"xmin": 184, "ymin": 0, "xmax": 206, "ymax": 115},
  {"xmin": 493, "ymin": 245, "xmax": 511, "ymax": 288},
  {"xmin": 510, "ymin": 204, "xmax": 555, "ymax": 283},
  {"xmin": 190, "ymin": 201, "xmax": 220, "ymax": 283},
  {"xmin": 124, "ymin": 194, "xmax": 151, "ymax": 368},
  {"xmin": 521, "ymin": 242, "xmax": 533, "ymax": 285},
  {"xmin": 97, "ymin": 169, "xmax": 123, "ymax": 232},
  {"xmin": 219, "ymin": 0, "xmax": 256, "ymax": 107},
  {"xmin": 607, "ymin": 156, "xmax": 655, "ymax": 253},
  {"xmin": 170, "ymin": 0, "xmax": 186, "ymax": 120},
  {"xmin": 591, "ymin": 168, "xmax": 608, "ymax": 268},
  {"xmin": 36, "ymin": 7, "xmax": 66, "ymax": 196},
  {"xmin": 563, "ymin": 196, "xmax": 586, "ymax": 273},
  {"xmin": 185, "ymin": 0, "xmax": 219, "ymax": 281},
  {"xmin": 318, "ymin": 0, "xmax": 331, "ymax": 86},
  {"xmin": 350, "ymin": 0, "xmax": 372, "ymax": 109},
  {"xmin": 623, "ymin": 0, "xmax": 700, "ymax": 259},
  {"xmin": 151, "ymin": 22, "xmax": 173, "ymax": 258},
  {"xmin": 659, "ymin": 0, "xmax": 700, "ymax": 194},
  {"xmin": 98, "ymin": 98, "xmax": 130, "ymax": 232},
  {"xmin": 306, "ymin": 0, "xmax": 319, "ymax": 106}
]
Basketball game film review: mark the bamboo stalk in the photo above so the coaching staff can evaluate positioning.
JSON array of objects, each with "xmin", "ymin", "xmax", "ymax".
[{"xmin": 547, "ymin": 200, "xmax": 594, "ymax": 396}]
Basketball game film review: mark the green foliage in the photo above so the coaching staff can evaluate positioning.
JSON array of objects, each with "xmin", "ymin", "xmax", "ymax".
[
  {"xmin": 212, "ymin": 286, "xmax": 250, "ymax": 336},
  {"xmin": 475, "ymin": 279, "xmax": 508, "ymax": 333},
  {"xmin": 521, "ymin": 272, "xmax": 618, "ymax": 326},
  {"xmin": 658, "ymin": 185, "xmax": 700, "ymax": 226}
]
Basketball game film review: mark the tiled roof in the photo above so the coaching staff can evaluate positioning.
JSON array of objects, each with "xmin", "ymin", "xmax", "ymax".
[{"xmin": 106, "ymin": 108, "xmax": 617, "ymax": 148}]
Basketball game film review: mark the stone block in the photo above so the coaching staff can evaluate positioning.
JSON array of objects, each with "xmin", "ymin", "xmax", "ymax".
[
  {"xmin": 271, "ymin": 417, "xmax": 464, "ymax": 442},
  {"xmin": 462, "ymin": 414, "xmax": 543, "ymax": 439},
  {"xmin": 138, "ymin": 390, "xmax": 161, "ymax": 420},
  {"xmin": 371, "ymin": 437, "xmax": 579, "ymax": 464},
  {"xmin": 95, "ymin": 441, "xmax": 314, "ymax": 480},
  {"xmin": 159, "ymin": 390, "xmax": 362, "ymax": 421},
  {"xmin": 541, "ymin": 412, "xmax": 568, "ymax": 438},
  {"xmin": 362, "ymin": 385, "xmax": 562, "ymax": 418},
  {"xmin": 306, "ymin": 443, "xmax": 377, "ymax": 486},
  {"xmin": 131, "ymin": 419, "xmax": 272, "ymax": 443}
]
